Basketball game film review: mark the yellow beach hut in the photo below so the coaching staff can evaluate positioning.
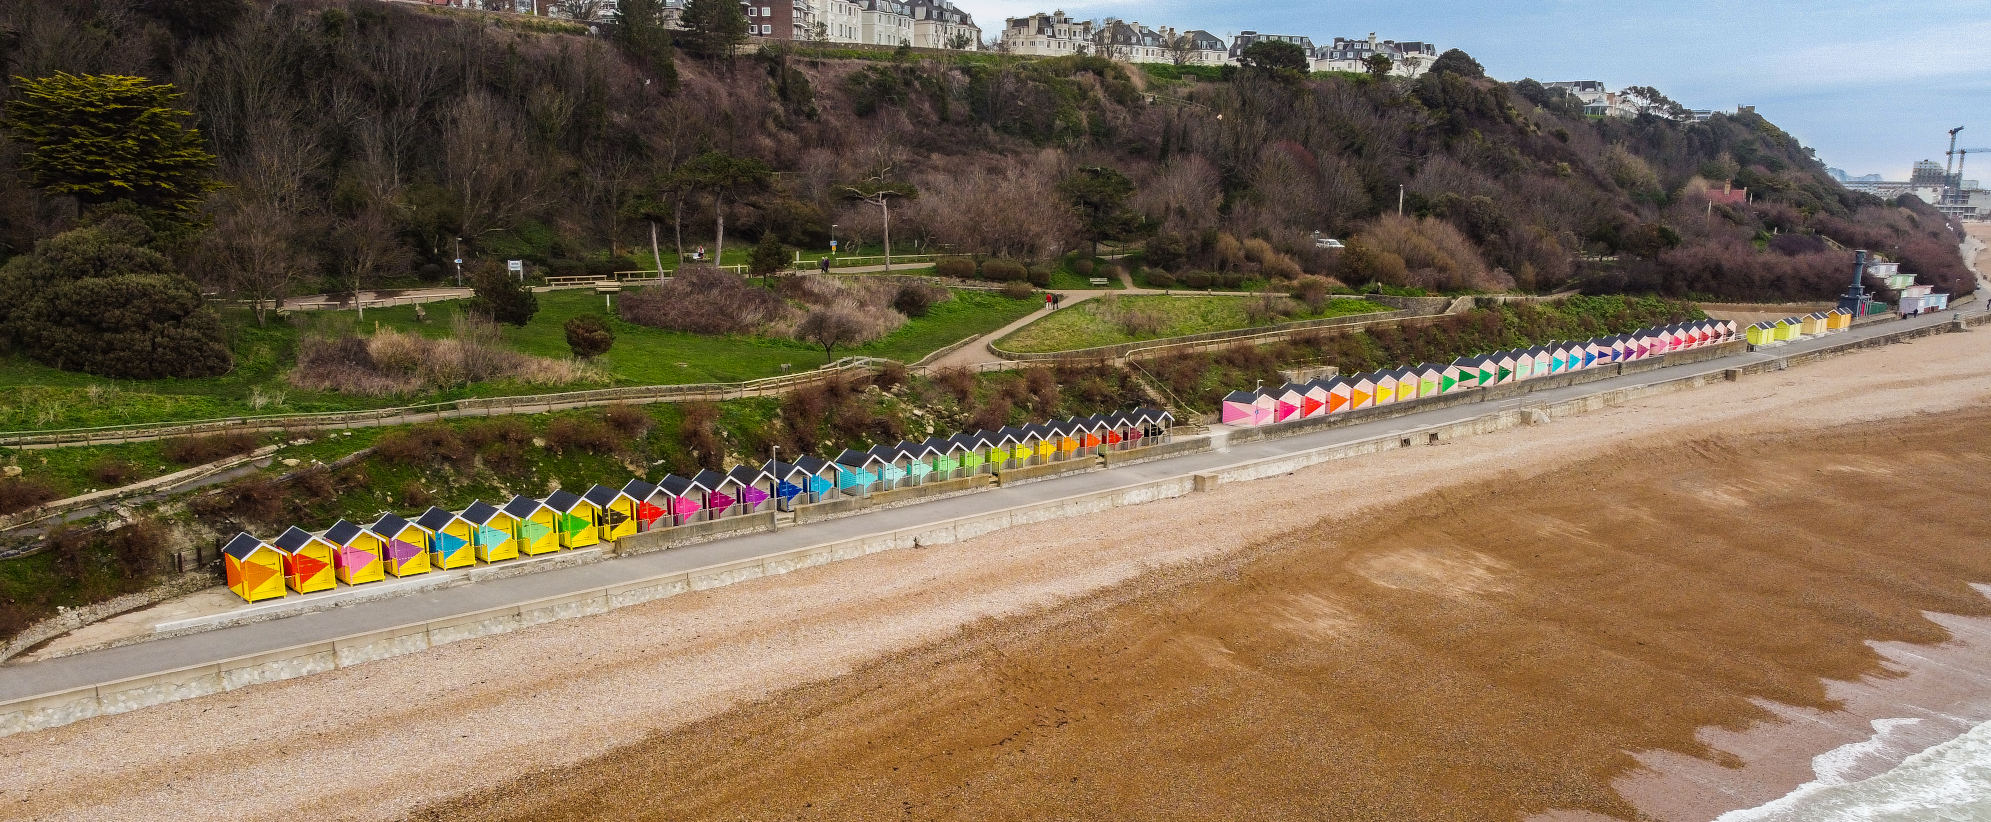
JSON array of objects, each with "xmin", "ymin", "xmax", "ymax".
[
  {"xmin": 414, "ymin": 506, "xmax": 477, "ymax": 570},
  {"xmin": 582, "ymin": 484, "xmax": 641, "ymax": 541},
  {"xmin": 541, "ymin": 489, "xmax": 601, "ymax": 549},
  {"xmin": 1745, "ymin": 322, "xmax": 1777, "ymax": 346},
  {"xmin": 369, "ymin": 513, "xmax": 432, "ymax": 578},
  {"xmin": 271, "ymin": 526, "xmax": 337, "ymax": 594},
  {"xmin": 502, "ymin": 495, "xmax": 561, "ymax": 555},
  {"xmin": 460, "ymin": 500, "xmax": 519, "ymax": 563},
  {"xmin": 221, "ymin": 532, "xmax": 288, "ymax": 603},
  {"xmin": 1826, "ymin": 308, "xmax": 1852, "ymax": 331},
  {"xmin": 323, "ymin": 520, "xmax": 385, "ymax": 585},
  {"xmin": 1800, "ymin": 313, "xmax": 1828, "ymax": 336},
  {"xmin": 1772, "ymin": 316, "xmax": 1803, "ymax": 341}
]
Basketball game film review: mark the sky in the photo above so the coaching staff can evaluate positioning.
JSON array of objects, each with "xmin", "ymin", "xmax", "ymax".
[{"xmin": 967, "ymin": 0, "xmax": 1991, "ymax": 180}]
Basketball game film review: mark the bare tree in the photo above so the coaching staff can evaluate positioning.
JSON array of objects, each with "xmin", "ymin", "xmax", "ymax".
[
  {"xmin": 553, "ymin": 0, "xmax": 607, "ymax": 22},
  {"xmin": 840, "ymin": 170, "xmax": 918, "ymax": 272},
  {"xmin": 796, "ymin": 303, "xmax": 881, "ymax": 363},
  {"xmin": 442, "ymin": 91, "xmax": 545, "ymax": 238},
  {"xmin": 1167, "ymin": 34, "xmax": 1198, "ymax": 66},
  {"xmin": 332, "ymin": 205, "xmax": 411, "ymax": 321},
  {"xmin": 205, "ymin": 117, "xmax": 325, "ymax": 326},
  {"xmin": 1089, "ymin": 21, "xmax": 1123, "ymax": 61}
]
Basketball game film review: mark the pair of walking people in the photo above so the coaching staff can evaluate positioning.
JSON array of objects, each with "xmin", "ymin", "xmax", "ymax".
[{"xmin": 1044, "ymin": 292, "xmax": 1064, "ymax": 310}]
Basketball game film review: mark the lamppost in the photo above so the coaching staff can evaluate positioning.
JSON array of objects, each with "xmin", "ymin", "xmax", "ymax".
[
  {"xmin": 770, "ymin": 445, "xmax": 781, "ymax": 525},
  {"xmin": 1398, "ymin": 184, "xmax": 1405, "ymax": 216},
  {"xmin": 830, "ymin": 224, "xmax": 838, "ymax": 258},
  {"xmin": 453, "ymin": 237, "xmax": 463, "ymax": 287}
]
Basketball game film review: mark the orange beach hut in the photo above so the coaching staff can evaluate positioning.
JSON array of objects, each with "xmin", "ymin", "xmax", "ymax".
[{"xmin": 221, "ymin": 532, "xmax": 287, "ymax": 603}]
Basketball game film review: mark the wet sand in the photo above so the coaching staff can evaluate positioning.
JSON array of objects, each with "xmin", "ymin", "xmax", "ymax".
[
  {"xmin": 420, "ymin": 410, "xmax": 1991, "ymax": 822},
  {"xmin": 8, "ymin": 329, "xmax": 1991, "ymax": 822}
]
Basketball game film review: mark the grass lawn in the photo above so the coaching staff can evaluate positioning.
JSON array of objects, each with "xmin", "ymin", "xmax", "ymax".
[
  {"xmin": 996, "ymin": 295, "xmax": 1390, "ymax": 354},
  {"xmin": 0, "ymin": 288, "xmax": 1036, "ymax": 432}
]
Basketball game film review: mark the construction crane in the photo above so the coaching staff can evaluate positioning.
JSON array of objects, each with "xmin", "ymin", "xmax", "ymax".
[
  {"xmin": 1943, "ymin": 126, "xmax": 1965, "ymax": 203},
  {"xmin": 1949, "ymin": 148, "xmax": 1991, "ymax": 208}
]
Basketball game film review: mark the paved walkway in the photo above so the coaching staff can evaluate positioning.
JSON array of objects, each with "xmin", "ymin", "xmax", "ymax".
[{"xmin": 1, "ymin": 306, "xmax": 1973, "ymax": 704}]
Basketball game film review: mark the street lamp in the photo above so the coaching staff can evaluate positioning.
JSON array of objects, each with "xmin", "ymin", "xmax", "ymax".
[
  {"xmin": 453, "ymin": 237, "xmax": 463, "ymax": 287},
  {"xmin": 830, "ymin": 224, "xmax": 839, "ymax": 257},
  {"xmin": 770, "ymin": 445, "xmax": 781, "ymax": 525}
]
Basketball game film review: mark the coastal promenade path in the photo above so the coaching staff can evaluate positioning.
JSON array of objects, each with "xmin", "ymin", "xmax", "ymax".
[{"xmin": 0, "ymin": 306, "xmax": 1976, "ymax": 712}]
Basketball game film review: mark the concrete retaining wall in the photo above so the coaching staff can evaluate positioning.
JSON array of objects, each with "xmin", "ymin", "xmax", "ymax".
[
  {"xmin": 994, "ymin": 458, "xmax": 1101, "ymax": 486},
  {"xmin": 613, "ymin": 513, "xmax": 775, "ymax": 556},
  {"xmin": 0, "ymin": 572, "xmax": 217, "ymax": 663},
  {"xmin": 1099, "ymin": 438, "xmax": 1213, "ymax": 467},
  {"xmin": 0, "ymin": 317, "xmax": 1968, "ymax": 737}
]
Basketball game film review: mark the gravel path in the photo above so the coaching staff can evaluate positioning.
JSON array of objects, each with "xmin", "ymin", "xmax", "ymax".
[{"xmin": 6, "ymin": 329, "xmax": 1991, "ymax": 822}]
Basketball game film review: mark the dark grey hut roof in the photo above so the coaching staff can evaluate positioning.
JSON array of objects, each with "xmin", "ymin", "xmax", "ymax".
[{"xmin": 222, "ymin": 532, "xmax": 273, "ymax": 560}]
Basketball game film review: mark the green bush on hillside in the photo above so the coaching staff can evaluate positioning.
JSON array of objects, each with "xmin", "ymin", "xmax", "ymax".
[{"xmin": 0, "ymin": 217, "xmax": 232, "ymax": 379}]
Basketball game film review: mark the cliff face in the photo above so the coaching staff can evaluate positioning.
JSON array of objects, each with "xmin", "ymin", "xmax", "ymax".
[{"xmin": 0, "ymin": 0, "xmax": 1968, "ymax": 301}]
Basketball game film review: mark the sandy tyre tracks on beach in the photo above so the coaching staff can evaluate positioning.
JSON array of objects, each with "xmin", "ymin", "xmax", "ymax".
[{"xmin": 7, "ymin": 330, "xmax": 1991, "ymax": 821}]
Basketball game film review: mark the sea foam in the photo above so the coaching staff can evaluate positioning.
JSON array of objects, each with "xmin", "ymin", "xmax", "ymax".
[{"xmin": 1715, "ymin": 717, "xmax": 1991, "ymax": 821}]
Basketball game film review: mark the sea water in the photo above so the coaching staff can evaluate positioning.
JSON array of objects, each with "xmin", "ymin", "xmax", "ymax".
[{"xmin": 1715, "ymin": 717, "xmax": 1991, "ymax": 821}]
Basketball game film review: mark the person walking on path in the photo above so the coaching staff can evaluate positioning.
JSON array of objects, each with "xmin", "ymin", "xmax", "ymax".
[
  {"xmin": 1046, "ymin": 293, "xmax": 1055, "ymax": 310},
  {"xmin": 819, "ymin": 256, "xmax": 831, "ymax": 275},
  {"xmin": 1053, "ymin": 293, "xmax": 1063, "ymax": 309}
]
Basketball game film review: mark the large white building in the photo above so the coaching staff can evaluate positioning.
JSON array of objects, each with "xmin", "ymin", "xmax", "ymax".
[
  {"xmin": 1001, "ymin": 10, "xmax": 1094, "ymax": 55},
  {"xmin": 907, "ymin": 0, "xmax": 980, "ymax": 49},
  {"xmin": 1313, "ymin": 34, "xmax": 1436, "ymax": 76}
]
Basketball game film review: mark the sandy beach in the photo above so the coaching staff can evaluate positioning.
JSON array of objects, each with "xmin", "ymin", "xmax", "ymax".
[{"xmin": 6, "ymin": 328, "xmax": 1991, "ymax": 821}]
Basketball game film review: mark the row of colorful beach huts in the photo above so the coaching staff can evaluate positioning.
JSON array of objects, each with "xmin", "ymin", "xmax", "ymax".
[
  {"xmin": 1740, "ymin": 307, "xmax": 1858, "ymax": 346},
  {"xmin": 1220, "ymin": 319, "xmax": 1743, "ymax": 426},
  {"xmin": 220, "ymin": 408, "xmax": 1176, "ymax": 602}
]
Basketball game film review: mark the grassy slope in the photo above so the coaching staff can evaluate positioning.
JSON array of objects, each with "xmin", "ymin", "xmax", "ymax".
[
  {"xmin": 998, "ymin": 296, "xmax": 1389, "ymax": 353},
  {"xmin": 0, "ymin": 289, "xmax": 1036, "ymax": 431}
]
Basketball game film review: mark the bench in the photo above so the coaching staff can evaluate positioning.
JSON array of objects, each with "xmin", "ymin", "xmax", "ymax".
[{"xmin": 1088, "ymin": 277, "xmax": 1109, "ymax": 286}]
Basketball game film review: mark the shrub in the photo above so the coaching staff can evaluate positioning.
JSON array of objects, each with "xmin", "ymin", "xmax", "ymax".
[
  {"xmin": 399, "ymin": 480, "xmax": 434, "ymax": 508},
  {"xmin": 1146, "ymin": 270, "xmax": 1178, "ymax": 288},
  {"xmin": 934, "ymin": 257, "xmax": 977, "ymax": 279},
  {"xmin": 0, "ymin": 478, "xmax": 58, "ymax": 516},
  {"xmin": 462, "ymin": 418, "xmax": 533, "ymax": 449},
  {"xmin": 374, "ymin": 424, "xmax": 472, "ymax": 468},
  {"xmin": 563, "ymin": 314, "xmax": 615, "ymax": 359},
  {"xmin": 1289, "ymin": 276, "xmax": 1334, "ymax": 311},
  {"xmin": 1120, "ymin": 308, "xmax": 1166, "ymax": 336},
  {"xmin": 107, "ymin": 517, "xmax": 167, "ymax": 579},
  {"xmin": 932, "ymin": 367, "xmax": 975, "ymax": 402},
  {"xmin": 87, "ymin": 458, "xmax": 139, "ymax": 486},
  {"xmin": 545, "ymin": 417, "xmax": 616, "ymax": 455},
  {"xmin": 467, "ymin": 263, "xmax": 540, "ymax": 326},
  {"xmin": 603, "ymin": 404, "xmax": 655, "ymax": 439},
  {"xmin": 876, "ymin": 361, "xmax": 907, "ymax": 390},
  {"xmin": 999, "ymin": 281, "xmax": 1036, "ymax": 300},
  {"xmin": 291, "ymin": 321, "xmax": 597, "ymax": 397},
  {"xmin": 1073, "ymin": 258, "xmax": 1095, "ymax": 276},
  {"xmin": 1181, "ymin": 271, "xmax": 1213, "ymax": 289},
  {"xmin": 1026, "ymin": 266, "xmax": 1052, "ymax": 287},
  {"xmin": 0, "ymin": 218, "xmax": 232, "ymax": 379},
  {"xmin": 981, "ymin": 259, "xmax": 1028, "ymax": 282},
  {"xmin": 161, "ymin": 432, "xmax": 259, "ymax": 465},
  {"xmin": 619, "ymin": 266, "xmax": 789, "ymax": 334},
  {"xmin": 892, "ymin": 283, "xmax": 937, "ymax": 317},
  {"xmin": 679, "ymin": 402, "xmax": 723, "ymax": 470}
]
